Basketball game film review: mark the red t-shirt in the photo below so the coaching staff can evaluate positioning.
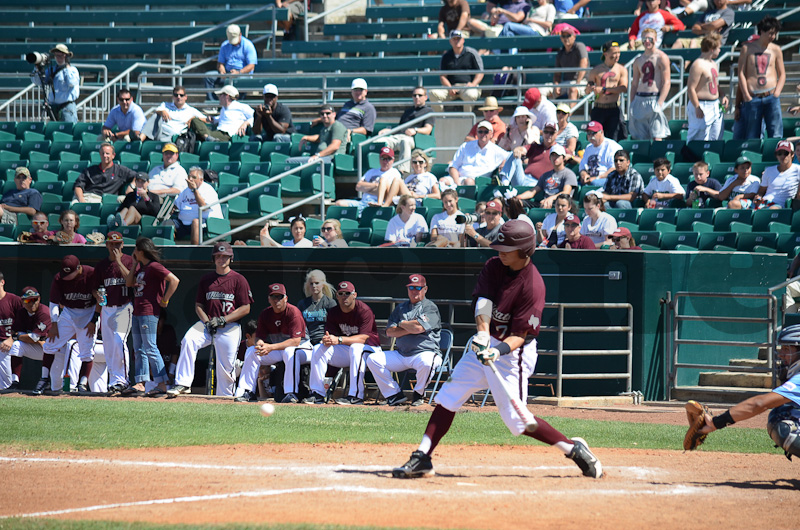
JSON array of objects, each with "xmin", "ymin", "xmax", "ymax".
[
  {"xmin": 195, "ymin": 270, "xmax": 253, "ymax": 319},
  {"xmin": 558, "ymin": 235, "xmax": 596, "ymax": 249},
  {"xmin": 93, "ymin": 255, "xmax": 135, "ymax": 306},
  {"xmin": 256, "ymin": 303, "xmax": 308, "ymax": 344},
  {"xmin": 132, "ymin": 261, "xmax": 171, "ymax": 316},
  {"xmin": 14, "ymin": 303, "xmax": 51, "ymax": 339},
  {"xmin": 0, "ymin": 292, "xmax": 22, "ymax": 339},
  {"xmin": 50, "ymin": 266, "xmax": 96, "ymax": 310},
  {"xmin": 472, "ymin": 256, "xmax": 545, "ymax": 341},
  {"xmin": 524, "ymin": 142, "xmax": 555, "ymax": 180},
  {"xmin": 324, "ymin": 300, "xmax": 380, "ymax": 347}
]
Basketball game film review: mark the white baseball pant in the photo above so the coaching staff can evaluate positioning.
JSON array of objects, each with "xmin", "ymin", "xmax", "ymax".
[
  {"xmin": 309, "ymin": 343, "xmax": 379, "ymax": 399},
  {"xmin": 366, "ymin": 349, "xmax": 442, "ymax": 398},
  {"xmin": 67, "ymin": 339, "xmax": 108, "ymax": 393},
  {"xmin": 237, "ymin": 340, "xmax": 312, "ymax": 395},
  {"xmin": 434, "ymin": 337, "xmax": 538, "ymax": 436},
  {"xmin": 687, "ymin": 100, "xmax": 723, "ymax": 142},
  {"xmin": 0, "ymin": 340, "xmax": 45, "ymax": 389},
  {"xmin": 175, "ymin": 321, "xmax": 242, "ymax": 396},
  {"xmin": 44, "ymin": 307, "xmax": 96, "ymax": 392},
  {"xmin": 101, "ymin": 303, "xmax": 133, "ymax": 388}
]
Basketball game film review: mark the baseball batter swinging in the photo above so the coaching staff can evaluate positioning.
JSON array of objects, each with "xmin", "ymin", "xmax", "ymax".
[{"xmin": 393, "ymin": 220, "xmax": 603, "ymax": 479}]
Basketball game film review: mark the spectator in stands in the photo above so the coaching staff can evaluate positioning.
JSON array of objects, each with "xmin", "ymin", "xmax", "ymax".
[
  {"xmin": 190, "ymin": 86, "xmax": 254, "ymax": 141},
  {"xmin": 0, "ymin": 168, "xmax": 41, "ymax": 224},
  {"xmin": 609, "ymin": 227, "xmax": 642, "ymax": 250},
  {"xmin": 313, "ymin": 219, "xmax": 348, "ymax": 248},
  {"xmin": 754, "ymin": 141, "xmax": 800, "ymax": 210},
  {"xmin": 737, "ymin": 16, "xmax": 785, "ymax": 140},
  {"xmin": 337, "ymin": 78, "xmax": 377, "ymax": 136},
  {"xmin": 602, "ymin": 150, "xmax": 644, "ymax": 209},
  {"xmin": 536, "ymin": 193, "xmax": 575, "ymax": 247},
  {"xmin": 140, "ymin": 86, "xmax": 208, "ymax": 142},
  {"xmin": 579, "ymin": 121, "xmax": 623, "ymax": 187},
  {"xmin": 335, "ymin": 147, "xmax": 402, "ymax": 210},
  {"xmin": 559, "ymin": 213, "xmax": 595, "ymax": 248},
  {"xmin": 642, "ymin": 157, "xmax": 685, "ymax": 208},
  {"xmin": 498, "ymin": 106, "xmax": 539, "ymax": 152},
  {"xmin": 628, "ymin": 0, "xmax": 685, "ymax": 50},
  {"xmin": 171, "ymin": 167, "xmax": 223, "ymax": 245},
  {"xmin": 376, "ymin": 150, "xmax": 440, "ymax": 206},
  {"xmin": 101, "ymin": 88, "xmax": 145, "ymax": 142},
  {"xmin": 30, "ymin": 44, "xmax": 79, "ymax": 123},
  {"xmin": 260, "ymin": 215, "xmax": 312, "ymax": 247},
  {"xmin": 687, "ymin": 33, "xmax": 728, "ymax": 142},
  {"xmin": 148, "ymin": 143, "xmax": 188, "ymax": 197},
  {"xmin": 554, "ymin": 104, "xmax": 579, "ymax": 164},
  {"xmin": 385, "ymin": 194, "xmax": 429, "ymax": 246},
  {"xmin": 429, "ymin": 30, "xmax": 484, "ymax": 112},
  {"xmin": 554, "ymin": 0, "xmax": 590, "ymax": 18},
  {"xmin": 276, "ymin": 0, "xmax": 307, "ymax": 40},
  {"xmin": 586, "ymin": 41, "xmax": 629, "ymax": 141},
  {"xmin": 523, "ymin": 88, "xmax": 558, "ymax": 134},
  {"xmin": 497, "ymin": 146, "xmax": 536, "ymax": 189},
  {"xmin": 73, "ymin": 143, "xmax": 139, "ymax": 204},
  {"xmin": 553, "ymin": 27, "xmax": 589, "ymax": 101},
  {"xmin": 441, "ymin": 120, "xmax": 508, "ymax": 187},
  {"xmin": 519, "ymin": 120, "xmax": 559, "ymax": 182},
  {"xmin": 468, "ymin": 0, "xmax": 529, "ymax": 38},
  {"xmin": 56, "ymin": 209, "xmax": 86, "ymax": 245},
  {"xmin": 464, "ymin": 197, "xmax": 504, "ymax": 247},
  {"xmin": 581, "ymin": 192, "xmax": 617, "ymax": 247},
  {"xmin": 109, "ymin": 172, "xmax": 160, "ymax": 229},
  {"xmin": 292, "ymin": 105, "xmax": 348, "ymax": 165},
  {"xmin": 466, "ymin": 97, "xmax": 506, "ymax": 142},
  {"xmin": 718, "ymin": 156, "xmax": 760, "ymax": 209},
  {"xmin": 252, "ymin": 84, "xmax": 295, "ymax": 142},
  {"xmin": 206, "ymin": 24, "xmax": 257, "ymax": 101},
  {"xmin": 429, "ymin": 189, "xmax": 465, "ymax": 246},
  {"xmin": 22, "ymin": 211, "xmax": 55, "ymax": 244},
  {"xmin": 377, "ymin": 87, "xmax": 434, "ymax": 173},
  {"xmin": 685, "ymin": 161, "xmax": 722, "ymax": 208},
  {"xmin": 505, "ymin": 196, "xmax": 533, "ymax": 229},
  {"xmin": 629, "ymin": 28, "xmax": 671, "ymax": 141},
  {"xmin": 522, "ymin": 144, "xmax": 577, "ymax": 208},
  {"xmin": 438, "ymin": 0, "xmax": 471, "ymax": 39},
  {"xmin": 672, "ymin": 0, "xmax": 734, "ymax": 49},
  {"xmin": 297, "ymin": 269, "xmax": 337, "ymax": 346},
  {"xmin": 500, "ymin": 0, "xmax": 555, "ymax": 39}
]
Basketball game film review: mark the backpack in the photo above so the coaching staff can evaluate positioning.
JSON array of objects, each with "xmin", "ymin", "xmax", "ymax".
[
  {"xmin": 203, "ymin": 168, "xmax": 219, "ymax": 186},
  {"xmin": 491, "ymin": 71, "xmax": 520, "ymax": 99},
  {"xmin": 174, "ymin": 129, "xmax": 197, "ymax": 154}
]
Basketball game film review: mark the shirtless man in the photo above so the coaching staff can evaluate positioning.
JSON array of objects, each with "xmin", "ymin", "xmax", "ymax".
[
  {"xmin": 687, "ymin": 33, "xmax": 729, "ymax": 142},
  {"xmin": 585, "ymin": 41, "xmax": 628, "ymax": 141},
  {"xmin": 629, "ymin": 28, "xmax": 670, "ymax": 141},
  {"xmin": 737, "ymin": 16, "xmax": 785, "ymax": 140}
]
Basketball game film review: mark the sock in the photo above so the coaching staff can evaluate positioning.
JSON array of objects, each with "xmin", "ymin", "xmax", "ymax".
[
  {"xmin": 42, "ymin": 353, "xmax": 54, "ymax": 377},
  {"xmin": 419, "ymin": 405, "xmax": 456, "ymax": 455},
  {"xmin": 79, "ymin": 361, "xmax": 93, "ymax": 381},
  {"xmin": 11, "ymin": 357, "xmax": 23, "ymax": 378},
  {"xmin": 522, "ymin": 417, "xmax": 571, "ymax": 447},
  {"xmin": 79, "ymin": 375, "xmax": 88, "ymax": 386},
  {"xmin": 169, "ymin": 363, "xmax": 177, "ymax": 376}
]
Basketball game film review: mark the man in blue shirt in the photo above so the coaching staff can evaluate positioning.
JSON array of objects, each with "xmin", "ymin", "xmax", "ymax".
[
  {"xmin": 205, "ymin": 24, "xmax": 258, "ymax": 101},
  {"xmin": 101, "ymin": 88, "xmax": 146, "ymax": 142},
  {"xmin": 0, "ymin": 168, "xmax": 42, "ymax": 224},
  {"xmin": 30, "ymin": 44, "xmax": 80, "ymax": 123}
]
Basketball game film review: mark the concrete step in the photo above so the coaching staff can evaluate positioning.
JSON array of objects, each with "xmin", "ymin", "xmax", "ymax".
[
  {"xmin": 672, "ymin": 385, "xmax": 770, "ymax": 404},
  {"xmin": 698, "ymin": 371, "xmax": 772, "ymax": 388},
  {"xmin": 728, "ymin": 358, "xmax": 768, "ymax": 368}
]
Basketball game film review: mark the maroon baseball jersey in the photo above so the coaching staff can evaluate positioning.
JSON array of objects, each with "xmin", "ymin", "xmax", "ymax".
[
  {"xmin": 132, "ymin": 261, "xmax": 171, "ymax": 316},
  {"xmin": 195, "ymin": 270, "xmax": 253, "ymax": 319},
  {"xmin": 93, "ymin": 255, "xmax": 135, "ymax": 306},
  {"xmin": 0, "ymin": 292, "xmax": 22, "ymax": 340},
  {"xmin": 472, "ymin": 256, "xmax": 545, "ymax": 341},
  {"xmin": 557, "ymin": 236, "xmax": 596, "ymax": 249},
  {"xmin": 324, "ymin": 300, "xmax": 380, "ymax": 347},
  {"xmin": 50, "ymin": 266, "xmax": 96, "ymax": 310},
  {"xmin": 256, "ymin": 303, "xmax": 309, "ymax": 344},
  {"xmin": 13, "ymin": 303, "xmax": 51, "ymax": 340}
]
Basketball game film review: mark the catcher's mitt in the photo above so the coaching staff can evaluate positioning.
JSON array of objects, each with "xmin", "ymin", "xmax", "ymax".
[
  {"xmin": 17, "ymin": 231, "xmax": 33, "ymax": 243},
  {"xmin": 53, "ymin": 230, "xmax": 73, "ymax": 245},
  {"xmin": 684, "ymin": 400, "xmax": 711, "ymax": 451}
]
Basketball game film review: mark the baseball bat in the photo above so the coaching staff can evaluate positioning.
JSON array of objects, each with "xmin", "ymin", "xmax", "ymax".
[
  {"xmin": 487, "ymin": 359, "xmax": 538, "ymax": 433},
  {"xmin": 206, "ymin": 343, "xmax": 216, "ymax": 395}
]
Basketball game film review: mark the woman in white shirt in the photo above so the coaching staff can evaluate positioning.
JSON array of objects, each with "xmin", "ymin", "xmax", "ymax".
[
  {"xmin": 375, "ymin": 149, "xmax": 441, "ymax": 206},
  {"xmin": 580, "ymin": 192, "xmax": 617, "ymax": 247},
  {"xmin": 385, "ymin": 194, "xmax": 429, "ymax": 246},
  {"xmin": 499, "ymin": 0, "xmax": 556, "ymax": 37},
  {"xmin": 429, "ymin": 189, "xmax": 464, "ymax": 246},
  {"xmin": 498, "ymin": 106, "xmax": 540, "ymax": 151},
  {"xmin": 555, "ymin": 103, "xmax": 579, "ymax": 164},
  {"xmin": 260, "ymin": 215, "xmax": 313, "ymax": 247},
  {"xmin": 537, "ymin": 193, "xmax": 575, "ymax": 247}
]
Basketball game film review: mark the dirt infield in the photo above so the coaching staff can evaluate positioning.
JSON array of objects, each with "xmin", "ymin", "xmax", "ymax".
[{"xmin": 1, "ymin": 402, "xmax": 799, "ymax": 530}]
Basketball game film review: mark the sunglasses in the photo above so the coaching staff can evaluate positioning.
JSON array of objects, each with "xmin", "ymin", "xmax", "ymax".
[
  {"xmin": 337, "ymin": 291, "xmax": 352, "ymax": 297},
  {"xmin": 268, "ymin": 294, "xmax": 285, "ymax": 300},
  {"xmin": 542, "ymin": 130, "xmax": 556, "ymax": 135},
  {"xmin": 321, "ymin": 226, "xmax": 334, "ymax": 232},
  {"xmin": 612, "ymin": 237, "xmax": 625, "ymax": 242},
  {"xmin": 22, "ymin": 298, "xmax": 39, "ymax": 302},
  {"xmin": 32, "ymin": 220, "xmax": 47, "ymax": 225},
  {"xmin": 477, "ymin": 130, "xmax": 491, "ymax": 135},
  {"xmin": 14, "ymin": 175, "xmax": 29, "ymax": 180},
  {"xmin": 319, "ymin": 111, "xmax": 334, "ymax": 116},
  {"xmin": 586, "ymin": 131, "xmax": 598, "ymax": 136},
  {"xmin": 412, "ymin": 93, "xmax": 425, "ymax": 97},
  {"xmin": 615, "ymin": 158, "xmax": 627, "ymax": 162},
  {"xmin": 777, "ymin": 151, "xmax": 792, "ymax": 157},
  {"xmin": 485, "ymin": 211, "xmax": 501, "ymax": 216},
  {"xmin": 411, "ymin": 160, "xmax": 426, "ymax": 165},
  {"xmin": 380, "ymin": 157, "xmax": 393, "ymax": 161},
  {"xmin": 565, "ymin": 223, "xmax": 580, "ymax": 228},
  {"xmin": 119, "ymin": 97, "xmax": 132, "ymax": 101},
  {"xmin": 408, "ymin": 286, "xmax": 424, "ymax": 291},
  {"xmin": 172, "ymin": 93, "xmax": 186, "ymax": 97}
]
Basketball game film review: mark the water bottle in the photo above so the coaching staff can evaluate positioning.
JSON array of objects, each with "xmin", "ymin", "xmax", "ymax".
[
  {"xmin": 98, "ymin": 287, "xmax": 107, "ymax": 307},
  {"xmin": 63, "ymin": 374, "xmax": 71, "ymax": 392}
]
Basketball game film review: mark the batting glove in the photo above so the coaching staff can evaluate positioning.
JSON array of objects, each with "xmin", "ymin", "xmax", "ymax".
[
  {"xmin": 205, "ymin": 320, "xmax": 218, "ymax": 335},
  {"xmin": 477, "ymin": 347, "xmax": 500, "ymax": 366},
  {"xmin": 213, "ymin": 316, "xmax": 227, "ymax": 328},
  {"xmin": 470, "ymin": 331, "xmax": 491, "ymax": 354}
]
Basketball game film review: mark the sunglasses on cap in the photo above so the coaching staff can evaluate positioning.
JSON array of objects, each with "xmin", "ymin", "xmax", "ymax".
[{"xmin": 337, "ymin": 291, "xmax": 353, "ymax": 297}]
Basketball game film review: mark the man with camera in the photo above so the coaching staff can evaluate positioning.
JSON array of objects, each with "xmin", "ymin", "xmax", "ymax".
[
  {"xmin": 29, "ymin": 44, "xmax": 79, "ymax": 123},
  {"xmin": 251, "ymin": 83, "xmax": 295, "ymax": 142},
  {"xmin": 464, "ymin": 198, "xmax": 504, "ymax": 247}
]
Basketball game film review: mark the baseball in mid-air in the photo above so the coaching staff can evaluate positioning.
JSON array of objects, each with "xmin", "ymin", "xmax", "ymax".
[{"xmin": 260, "ymin": 403, "xmax": 275, "ymax": 417}]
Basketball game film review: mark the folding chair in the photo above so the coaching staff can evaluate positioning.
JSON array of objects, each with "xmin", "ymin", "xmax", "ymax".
[{"xmin": 427, "ymin": 329, "xmax": 454, "ymax": 405}]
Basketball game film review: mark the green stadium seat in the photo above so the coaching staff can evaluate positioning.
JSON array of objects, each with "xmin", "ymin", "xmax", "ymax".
[
  {"xmin": 0, "ymin": 140, "xmax": 21, "ymax": 154},
  {"xmin": 459, "ymin": 198, "xmax": 476, "ymax": 212},
  {"xmin": 686, "ymin": 140, "xmax": 723, "ymax": 160},
  {"xmin": 709, "ymin": 162, "xmax": 734, "ymax": 182},
  {"xmin": 671, "ymin": 163, "xmax": 695, "ymax": 185},
  {"xmin": 229, "ymin": 142, "xmax": 261, "ymax": 161},
  {"xmin": 430, "ymin": 163, "xmax": 449, "ymax": 179},
  {"xmin": 33, "ymin": 180, "xmax": 63, "ymax": 195},
  {"xmin": 71, "ymin": 203, "xmax": 102, "ymax": 217},
  {"xmin": 618, "ymin": 139, "xmax": 651, "ymax": 164},
  {"xmin": 198, "ymin": 141, "xmax": 230, "ymax": 160},
  {"xmin": 633, "ymin": 231, "xmax": 660, "ymax": 249},
  {"xmin": 0, "ymin": 223, "xmax": 18, "ymax": 239},
  {"xmin": 34, "ymin": 170, "xmax": 59, "ymax": 183},
  {"xmin": 0, "ymin": 131, "xmax": 15, "ymax": 142},
  {"xmin": 178, "ymin": 152, "xmax": 201, "ymax": 165},
  {"xmin": 739, "ymin": 150, "xmax": 762, "ymax": 163},
  {"xmin": 99, "ymin": 203, "xmax": 118, "ymax": 220},
  {"xmin": 675, "ymin": 208, "xmax": 713, "ymax": 231},
  {"xmin": 762, "ymin": 138, "xmax": 781, "ymax": 162},
  {"xmin": 151, "ymin": 237, "xmax": 176, "ymax": 246},
  {"xmin": 714, "ymin": 209, "xmax": 752, "ymax": 231},
  {"xmin": 334, "ymin": 153, "xmax": 356, "ymax": 177},
  {"xmin": 269, "ymin": 153, "xmax": 289, "ymax": 176},
  {"xmin": 326, "ymin": 205, "xmax": 359, "ymax": 221},
  {"xmin": 114, "ymin": 140, "xmax": 142, "ymax": 156},
  {"xmin": 660, "ymin": 231, "xmax": 699, "ymax": 250},
  {"xmin": 778, "ymin": 233, "xmax": 800, "ymax": 256},
  {"xmin": 141, "ymin": 140, "xmax": 167, "ymax": 159},
  {"xmin": 29, "ymin": 160, "xmax": 60, "ymax": 175},
  {"xmin": 698, "ymin": 231, "xmax": 737, "ymax": 251},
  {"xmin": 259, "ymin": 195, "xmax": 284, "ymax": 219},
  {"xmin": 260, "ymin": 141, "xmax": 291, "ymax": 159},
  {"xmin": 359, "ymin": 206, "xmax": 394, "ymax": 227},
  {"xmin": 16, "ymin": 122, "xmax": 45, "ymax": 139},
  {"xmin": 118, "ymin": 152, "xmax": 141, "ymax": 164},
  {"xmin": 736, "ymin": 232, "xmax": 778, "ymax": 253},
  {"xmin": 638, "ymin": 208, "xmax": 677, "ymax": 231},
  {"xmin": 117, "ymin": 225, "xmax": 141, "ymax": 240},
  {"xmin": 527, "ymin": 208, "xmax": 550, "ymax": 225},
  {"xmin": 20, "ymin": 140, "xmax": 52, "ymax": 159},
  {"xmin": 121, "ymin": 160, "xmax": 150, "ymax": 175},
  {"xmin": 226, "ymin": 195, "xmax": 251, "ymax": 219},
  {"xmin": 218, "ymin": 182, "xmax": 248, "ymax": 198},
  {"xmin": 142, "ymin": 225, "xmax": 175, "ymax": 241},
  {"xmin": 269, "ymin": 226, "xmax": 291, "ymax": 244},
  {"xmin": 40, "ymin": 192, "xmax": 65, "ymax": 214},
  {"xmin": 208, "ymin": 161, "xmax": 241, "ymax": 176},
  {"xmin": 72, "ymin": 123, "xmax": 103, "ymax": 139},
  {"xmin": 206, "ymin": 217, "xmax": 232, "ymax": 241},
  {"xmin": 752, "ymin": 208, "xmax": 792, "ymax": 232},
  {"xmin": 207, "ymin": 151, "xmax": 230, "ymax": 163},
  {"xmin": 308, "ymin": 171, "xmax": 336, "ymax": 199},
  {"xmin": 633, "ymin": 163, "xmax": 655, "ymax": 183},
  {"xmin": 456, "ymin": 185, "xmax": 476, "ymax": 199},
  {"xmin": 371, "ymin": 219, "xmax": 390, "ymax": 245},
  {"xmin": 24, "ymin": 131, "xmax": 47, "ymax": 143},
  {"xmin": 241, "ymin": 162, "xmax": 272, "ymax": 180},
  {"xmin": 650, "ymin": 139, "xmax": 685, "ymax": 161},
  {"xmin": 50, "ymin": 141, "xmax": 81, "ymax": 159},
  {"xmin": 342, "ymin": 227, "xmax": 372, "ymax": 246},
  {"xmin": 606, "ymin": 208, "xmax": 640, "ymax": 226},
  {"xmin": 721, "ymin": 139, "xmax": 762, "ymax": 162}
]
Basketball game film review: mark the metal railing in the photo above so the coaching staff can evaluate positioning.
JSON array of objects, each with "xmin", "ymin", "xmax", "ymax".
[{"xmin": 302, "ymin": 0, "xmax": 363, "ymax": 44}]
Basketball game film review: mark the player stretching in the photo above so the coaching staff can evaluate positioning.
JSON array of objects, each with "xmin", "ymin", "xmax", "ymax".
[{"xmin": 393, "ymin": 220, "xmax": 603, "ymax": 479}]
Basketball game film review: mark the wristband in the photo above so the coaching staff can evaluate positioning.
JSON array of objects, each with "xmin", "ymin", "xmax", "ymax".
[
  {"xmin": 495, "ymin": 342, "xmax": 512, "ymax": 356},
  {"xmin": 162, "ymin": 299, "xmax": 169, "ymax": 306},
  {"xmin": 338, "ymin": 336, "xmax": 343, "ymax": 345},
  {"xmin": 712, "ymin": 410, "xmax": 736, "ymax": 430}
]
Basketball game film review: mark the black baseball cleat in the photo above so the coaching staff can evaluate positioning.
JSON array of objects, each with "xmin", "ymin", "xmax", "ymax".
[
  {"xmin": 7, "ymin": 381, "xmax": 20, "ymax": 391},
  {"xmin": 76, "ymin": 383, "xmax": 90, "ymax": 394},
  {"xmin": 386, "ymin": 391, "xmax": 408, "ymax": 406},
  {"xmin": 567, "ymin": 437, "xmax": 603, "ymax": 478},
  {"xmin": 32, "ymin": 377, "xmax": 50, "ymax": 395},
  {"xmin": 392, "ymin": 450, "xmax": 434, "ymax": 479},
  {"xmin": 335, "ymin": 395, "xmax": 364, "ymax": 406},
  {"xmin": 410, "ymin": 391, "xmax": 425, "ymax": 406},
  {"xmin": 302, "ymin": 392, "xmax": 325, "ymax": 404},
  {"xmin": 281, "ymin": 393, "xmax": 299, "ymax": 404},
  {"xmin": 166, "ymin": 385, "xmax": 191, "ymax": 397},
  {"xmin": 234, "ymin": 390, "xmax": 257, "ymax": 403}
]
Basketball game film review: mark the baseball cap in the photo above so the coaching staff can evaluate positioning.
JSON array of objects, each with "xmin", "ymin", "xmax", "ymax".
[
  {"xmin": 485, "ymin": 199, "xmax": 503, "ymax": 212},
  {"xmin": 351, "ymin": 78, "xmax": 368, "ymax": 90},
  {"xmin": 337, "ymin": 281, "xmax": 355, "ymax": 292},
  {"xmin": 602, "ymin": 40, "xmax": 620, "ymax": 53},
  {"xmin": 549, "ymin": 144, "xmax": 566, "ymax": 157},
  {"xmin": 735, "ymin": 156, "xmax": 752, "ymax": 168},
  {"xmin": 162, "ymin": 142, "xmax": 179, "ymax": 153},
  {"xmin": 560, "ymin": 27, "xmax": 576, "ymax": 36},
  {"xmin": 776, "ymin": 140, "xmax": 795, "ymax": 153},
  {"xmin": 15, "ymin": 167, "xmax": 31, "ymax": 179},
  {"xmin": 490, "ymin": 219, "xmax": 535, "ymax": 253},
  {"xmin": 449, "ymin": 29, "xmax": 464, "ymax": 38},
  {"xmin": 319, "ymin": 103, "xmax": 335, "ymax": 113},
  {"xmin": 20, "ymin": 286, "xmax": 40, "ymax": 300},
  {"xmin": 542, "ymin": 121, "xmax": 558, "ymax": 132},
  {"xmin": 612, "ymin": 227, "xmax": 631, "ymax": 238},
  {"xmin": 406, "ymin": 274, "xmax": 426, "ymax": 288},
  {"xmin": 380, "ymin": 146, "xmax": 395, "ymax": 158},
  {"xmin": 556, "ymin": 103, "xmax": 572, "ymax": 114},
  {"xmin": 215, "ymin": 85, "xmax": 239, "ymax": 98},
  {"xmin": 136, "ymin": 171, "xmax": 149, "ymax": 181},
  {"xmin": 106, "ymin": 231, "xmax": 124, "ymax": 243},
  {"xmin": 477, "ymin": 120, "xmax": 494, "ymax": 132},
  {"xmin": 523, "ymin": 87, "xmax": 541, "ymax": 108},
  {"xmin": 268, "ymin": 283, "xmax": 286, "ymax": 296},
  {"xmin": 511, "ymin": 105, "xmax": 533, "ymax": 119},
  {"xmin": 212, "ymin": 241, "xmax": 234, "ymax": 256},
  {"xmin": 226, "ymin": 24, "xmax": 242, "ymax": 45},
  {"xmin": 50, "ymin": 43, "xmax": 73, "ymax": 57},
  {"xmin": 61, "ymin": 255, "xmax": 80, "ymax": 274},
  {"xmin": 263, "ymin": 83, "xmax": 279, "ymax": 95},
  {"xmin": 586, "ymin": 121, "xmax": 603, "ymax": 133},
  {"xmin": 564, "ymin": 213, "xmax": 581, "ymax": 227}
]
